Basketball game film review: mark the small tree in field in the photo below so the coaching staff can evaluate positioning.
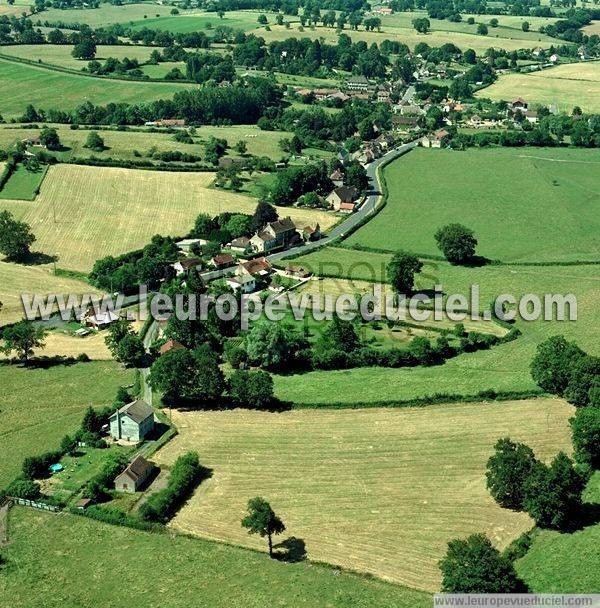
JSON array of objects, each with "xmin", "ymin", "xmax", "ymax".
[
  {"xmin": 387, "ymin": 250, "xmax": 422, "ymax": 295},
  {"xmin": 84, "ymin": 131, "xmax": 105, "ymax": 151},
  {"xmin": 434, "ymin": 223, "xmax": 477, "ymax": 264},
  {"xmin": 2, "ymin": 320, "xmax": 46, "ymax": 363},
  {"xmin": 0, "ymin": 210, "xmax": 36, "ymax": 262},
  {"xmin": 439, "ymin": 534, "xmax": 523, "ymax": 592},
  {"xmin": 486, "ymin": 438, "xmax": 537, "ymax": 510},
  {"xmin": 241, "ymin": 497, "xmax": 285, "ymax": 557},
  {"xmin": 72, "ymin": 38, "xmax": 96, "ymax": 60}
]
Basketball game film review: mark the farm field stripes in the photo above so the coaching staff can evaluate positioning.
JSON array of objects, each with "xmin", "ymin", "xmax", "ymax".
[
  {"xmin": 345, "ymin": 147, "xmax": 600, "ymax": 263},
  {"xmin": 155, "ymin": 399, "xmax": 574, "ymax": 591},
  {"xmin": 0, "ymin": 58, "xmax": 196, "ymax": 118},
  {"xmin": 0, "ymin": 164, "xmax": 336, "ymax": 272},
  {"xmin": 478, "ymin": 62, "xmax": 600, "ymax": 113}
]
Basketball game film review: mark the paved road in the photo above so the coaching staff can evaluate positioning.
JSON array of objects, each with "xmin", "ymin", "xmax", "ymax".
[{"xmin": 267, "ymin": 139, "xmax": 419, "ymax": 263}]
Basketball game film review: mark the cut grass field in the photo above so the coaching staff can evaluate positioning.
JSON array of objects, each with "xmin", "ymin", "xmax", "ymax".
[
  {"xmin": 0, "ymin": 361, "xmax": 133, "ymax": 488},
  {"xmin": 274, "ymin": 251, "xmax": 599, "ymax": 405},
  {"xmin": 0, "ymin": 261, "xmax": 95, "ymax": 326},
  {"xmin": 0, "ymin": 57, "xmax": 196, "ymax": 118},
  {"xmin": 155, "ymin": 398, "xmax": 573, "ymax": 591},
  {"xmin": 0, "ymin": 164, "xmax": 336, "ymax": 271},
  {"xmin": 0, "ymin": 163, "xmax": 47, "ymax": 200},
  {"xmin": 1, "ymin": 508, "xmax": 430, "ymax": 608},
  {"xmin": 0, "ymin": 44, "xmax": 166, "ymax": 72},
  {"xmin": 128, "ymin": 10, "xmax": 264, "ymax": 34},
  {"xmin": 478, "ymin": 62, "xmax": 600, "ymax": 113},
  {"xmin": 346, "ymin": 147, "xmax": 600, "ymax": 263},
  {"xmin": 0, "ymin": 123, "xmax": 291, "ymax": 162}
]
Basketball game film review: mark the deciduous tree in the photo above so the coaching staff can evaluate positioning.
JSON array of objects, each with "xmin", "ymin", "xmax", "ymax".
[{"xmin": 241, "ymin": 497, "xmax": 285, "ymax": 557}]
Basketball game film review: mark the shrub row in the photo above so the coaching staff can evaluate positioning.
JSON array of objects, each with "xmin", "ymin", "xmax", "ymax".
[
  {"xmin": 0, "ymin": 156, "xmax": 17, "ymax": 191},
  {"xmin": 78, "ymin": 505, "xmax": 163, "ymax": 533},
  {"xmin": 139, "ymin": 452, "xmax": 206, "ymax": 523},
  {"xmin": 64, "ymin": 157, "xmax": 212, "ymax": 172}
]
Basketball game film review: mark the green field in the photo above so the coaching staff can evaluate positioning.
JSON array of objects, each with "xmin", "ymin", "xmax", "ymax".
[
  {"xmin": 2, "ymin": 508, "xmax": 430, "ymax": 608},
  {"xmin": 128, "ymin": 10, "xmax": 264, "ymax": 34},
  {"xmin": 0, "ymin": 57, "xmax": 195, "ymax": 118},
  {"xmin": 478, "ymin": 62, "xmax": 600, "ymax": 114},
  {"xmin": 0, "ymin": 163, "xmax": 47, "ymax": 200},
  {"xmin": 0, "ymin": 361, "xmax": 134, "ymax": 488},
  {"xmin": 346, "ymin": 147, "xmax": 600, "ymax": 263},
  {"xmin": 0, "ymin": 164, "xmax": 334, "ymax": 271},
  {"xmin": 36, "ymin": 2, "xmax": 176, "ymax": 27},
  {"xmin": 0, "ymin": 44, "xmax": 166, "ymax": 72},
  {"xmin": 0, "ymin": 123, "xmax": 291, "ymax": 163},
  {"xmin": 274, "ymin": 252, "xmax": 599, "ymax": 405},
  {"xmin": 516, "ymin": 472, "xmax": 600, "ymax": 592},
  {"xmin": 156, "ymin": 399, "xmax": 573, "ymax": 591}
]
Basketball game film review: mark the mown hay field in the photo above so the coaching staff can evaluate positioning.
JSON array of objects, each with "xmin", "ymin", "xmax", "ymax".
[
  {"xmin": 156, "ymin": 399, "xmax": 573, "ymax": 591},
  {"xmin": 0, "ymin": 164, "xmax": 335, "ymax": 272},
  {"xmin": 0, "ymin": 123, "xmax": 291, "ymax": 162},
  {"xmin": 0, "ymin": 58, "xmax": 196, "ymax": 118},
  {"xmin": 478, "ymin": 62, "xmax": 600, "ymax": 113},
  {"xmin": 274, "ymin": 253, "xmax": 600, "ymax": 405},
  {"xmin": 2, "ymin": 508, "xmax": 430, "ymax": 608},
  {"xmin": 0, "ymin": 361, "xmax": 133, "ymax": 488},
  {"xmin": 346, "ymin": 147, "xmax": 600, "ymax": 263},
  {"xmin": 0, "ymin": 261, "xmax": 95, "ymax": 326},
  {"xmin": 128, "ymin": 10, "xmax": 265, "ymax": 33}
]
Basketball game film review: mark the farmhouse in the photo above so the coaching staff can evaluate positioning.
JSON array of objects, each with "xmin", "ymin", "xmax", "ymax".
[
  {"xmin": 510, "ymin": 97, "xmax": 528, "ymax": 112},
  {"xmin": 330, "ymin": 168, "xmax": 344, "ymax": 187},
  {"xmin": 327, "ymin": 186, "xmax": 358, "ymax": 211},
  {"xmin": 420, "ymin": 130, "xmax": 450, "ymax": 148},
  {"xmin": 250, "ymin": 217, "xmax": 297, "ymax": 253},
  {"xmin": 114, "ymin": 455, "xmax": 154, "ymax": 493},
  {"xmin": 21, "ymin": 136, "xmax": 44, "ymax": 147},
  {"xmin": 300, "ymin": 223, "xmax": 321, "ymax": 242},
  {"xmin": 210, "ymin": 253, "xmax": 236, "ymax": 269},
  {"xmin": 79, "ymin": 308, "xmax": 119, "ymax": 330},
  {"xmin": 346, "ymin": 75, "xmax": 371, "ymax": 91},
  {"xmin": 159, "ymin": 339, "xmax": 185, "ymax": 355},
  {"xmin": 172, "ymin": 258, "xmax": 202, "ymax": 275},
  {"xmin": 374, "ymin": 6, "xmax": 393, "ymax": 14},
  {"xmin": 176, "ymin": 238, "xmax": 206, "ymax": 253},
  {"xmin": 286, "ymin": 264, "xmax": 312, "ymax": 279},
  {"xmin": 238, "ymin": 257, "xmax": 273, "ymax": 278},
  {"xmin": 229, "ymin": 236, "xmax": 251, "ymax": 254},
  {"xmin": 226, "ymin": 273, "xmax": 256, "ymax": 293},
  {"xmin": 109, "ymin": 400, "xmax": 154, "ymax": 442}
]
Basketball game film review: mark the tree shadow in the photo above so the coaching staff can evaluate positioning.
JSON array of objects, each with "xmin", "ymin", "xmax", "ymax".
[
  {"xmin": 565, "ymin": 501, "xmax": 600, "ymax": 532},
  {"xmin": 458, "ymin": 255, "xmax": 494, "ymax": 268},
  {"xmin": 17, "ymin": 251, "xmax": 58, "ymax": 266},
  {"xmin": 273, "ymin": 537, "xmax": 307, "ymax": 563}
]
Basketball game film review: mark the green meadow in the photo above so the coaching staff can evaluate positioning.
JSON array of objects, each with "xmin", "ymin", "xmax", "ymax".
[
  {"xmin": 1, "ymin": 508, "xmax": 430, "ymax": 608},
  {"xmin": 36, "ymin": 3, "xmax": 176, "ymax": 27},
  {"xmin": 0, "ymin": 58, "xmax": 195, "ymax": 117},
  {"xmin": 128, "ymin": 10, "xmax": 266, "ymax": 34},
  {"xmin": 0, "ymin": 362, "xmax": 134, "ymax": 488},
  {"xmin": 0, "ymin": 163, "xmax": 47, "ymax": 200},
  {"xmin": 346, "ymin": 147, "xmax": 600, "ymax": 263}
]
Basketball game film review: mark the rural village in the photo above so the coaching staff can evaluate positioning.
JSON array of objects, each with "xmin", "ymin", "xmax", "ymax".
[{"xmin": 0, "ymin": 0, "xmax": 599, "ymax": 605}]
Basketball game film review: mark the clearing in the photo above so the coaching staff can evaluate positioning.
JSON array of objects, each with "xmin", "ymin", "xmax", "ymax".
[
  {"xmin": 478, "ymin": 62, "xmax": 600, "ymax": 114},
  {"xmin": 346, "ymin": 147, "xmax": 600, "ymax": 263},
  {"xmin": 155, "ymin": 398, "xmax": 573, "ymax": 591},
  {"xmin": 0, "ymin": 361, "xmax": 133, "ymax": 488},
  {"xmin": 0, "ymin": 164, "xmax": 335, "ymax": 272}
]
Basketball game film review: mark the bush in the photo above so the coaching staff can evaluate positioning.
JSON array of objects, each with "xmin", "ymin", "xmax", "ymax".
[
  {"xmin": 570, "ymin": 406, "xmax": 600, "ymax": 468},
  {"xmin": 82, "ymin": 505, "xmax": 161, "ymax": 532},
  {"xmin": 6, "ymin": 478, "xmax": 41, "ymax": 500},
  {"xmin": 22, "ymin": 450, "xmax": 64, "ymax": 479},
  {"xmin": 139, "ymin": 452, "xmax": 207, "ymax": 523}
]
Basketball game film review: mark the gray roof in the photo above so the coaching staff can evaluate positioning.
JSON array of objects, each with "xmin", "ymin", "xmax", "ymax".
[
  {"xmin": 110, "ymin": 400, "xmax": 153, "ymax": 425},
  {"xmin": 117, "ymin": 455, "xmax": 153, "ymax": 483}
]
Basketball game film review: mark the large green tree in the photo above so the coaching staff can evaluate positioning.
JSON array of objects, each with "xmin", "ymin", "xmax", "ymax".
[
  {"xmin": 241, "ymin": 497, "xmax": 286, "ymax": 557},
  {"xmin": 530, "ymin": 336, "xmax": 585, "ymax": 395},
  {"xmin": 0, "ymin": 210, "xmax": 36, "ymax": 262},
  {"xmin": 434, "ymin": 223, "xmax": 478, "ymax": 264},
  {"xmin": 387, "ymin": 250, "xmax": 423, "ymax": 295},
  {"xmin": 571, "ymin": 406, "xmax": 600, "ymax": 468},
  {"xmin": 439, "ymin": 534, "xmax": 523, "ymax": 592},
  {"xmin": 228, "ymin": 369, "xmax": 274, "ymax": 409},
  {"xmin": 486, "ymin": 438, "xmax": 537, "ymax": 510},
  {"xmin": 2, "ymin": 320, "xmax": 46, "ymax": 362}
]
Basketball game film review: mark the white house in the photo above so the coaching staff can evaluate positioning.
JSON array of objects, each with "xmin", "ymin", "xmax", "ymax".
[{"xmin": 109, "ymin": 400, "xmax": 154, "ymax": 442}]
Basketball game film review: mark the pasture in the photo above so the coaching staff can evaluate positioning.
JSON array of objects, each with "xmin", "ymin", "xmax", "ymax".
[
  {"xmin": 346, "ymin": 147, "xmax": 600, "ymax": 263},
  {"xmin": 0, "ymin": 44, "xmax": 165, "ymax": 72},
  {"xmin": 0, "ymin": 361, "xmax": 133, "ymax": 488},
  {"xmin": 0, "ymin": 261, "xmax": 95, "ymax": 326},
  {"xmin": 128, "ymin": 10, "xmax": 264, "ymax": 34},
  {"xmin": 0, "ymin": 58, "xmax": 195, "ymax": 118},
  {"xmin": 274, "ymin": 253, "xmax": 599, "ymax": 405},
  {"xmin": 155, "ymin": 399, "xmax": 573, "ymax": 591},
  {"xmin": 0, "ymin": 164, "xmax": 335, "ymax": 271},
  {"xmin": 0, "ymin": 163, "xmax": 47, "ymax": 200},
  {"xmin": 0, "ymin": 123, "xmax": 291, "ymax": 162},
  {"xmin": 478, "ymin": 62, "xmax": 600, "ymax": 113},
  {"xmin": 1, "ymin": 508, "xmax": 429, "ymax": 608}
]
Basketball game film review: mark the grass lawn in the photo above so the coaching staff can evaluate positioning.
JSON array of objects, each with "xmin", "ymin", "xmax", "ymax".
[
  {"xmin": 274, "ymin": 252, "xmax": 599, "ymax": 405},
  {"xmin": 516, "ymin": 471, "xmax": 600, "ymax": 592},
  {"xmin": 0, "ymin": 44, "xmax": 165, "ymax": 72},
  {"xmin": 0, "ymin": 163, "xmax": 47, "ymax": 200},
  {"xmin": 0, "ymin": 164, "xmax": 335, "ymax": 272},
  {"xmin": 478, "ymin": 62, "xmax": 600, "ymax": 114},
  {"xmin": 346, "ymin": 147, "xmax": 600, "ymax": 263},
  {"xmin": 154, "ymin": 399, "xmax": 573, "ymax": 591},
  {"xmin": 127, "ymin": 10, "xmax": 266, "ymax": 34},
  {"xmin": 0, "ymin": 361, "xmax": 134, "ymax": 488},
  {"xmin": 1, "ymin": 508, "xmax": 429, "ymax": 608},
  {"xmin": 0, "ymin": 57, "xmax": 196, "ymax": 118},
  {"xmin": 0, "ymin": 261, "xmax": 96, "ymax": 327},
  {"xmin": 36, "ymin": 3, "xmax": 176, "ymax": 27}
]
